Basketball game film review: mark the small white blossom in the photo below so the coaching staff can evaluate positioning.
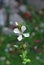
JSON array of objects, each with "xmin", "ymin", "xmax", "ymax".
[{"xmin": 13, "ymin": 26, "xmax": 30, "ymax": 41}]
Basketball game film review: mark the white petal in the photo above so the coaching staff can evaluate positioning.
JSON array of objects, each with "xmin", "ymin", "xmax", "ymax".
[
  {"xmin": 17, "ymin": 35, "xmax": 22, "ymax": 41},
  {"xmin": 21, "ymin": 26, "xmax": 26, "ymax": 32},
  {"xmin": 15, "ymin": 22, "xmax": 18, "ymax": 26},
  {"xmin": 23, "ymin": 33, "xmax": 30, "ymax": 37},
  {"xmin": 13, "ymin": 28, "xmax": 20, "ymax": 34}
]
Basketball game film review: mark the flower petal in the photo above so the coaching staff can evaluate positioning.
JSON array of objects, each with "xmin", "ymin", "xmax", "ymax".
[
  {"xmin": 17, "ymin": 35, "xmax": 22, "ymax": 41},
  {"xmin": 21, "ymin": 26, "xmax": 26, "ymax": 32},
  {"xmin": 13, "ymin": 28, "xmax": 20, "ymax": 34},
  {"xmin": 23, "ymin": 33, "xmax": 30, "ymax": 37}
]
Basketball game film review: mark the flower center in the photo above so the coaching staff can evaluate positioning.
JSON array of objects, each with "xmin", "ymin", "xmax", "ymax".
[{"xmin": 20, "ymin": 31, "xmax": 23, "ymax": 35}]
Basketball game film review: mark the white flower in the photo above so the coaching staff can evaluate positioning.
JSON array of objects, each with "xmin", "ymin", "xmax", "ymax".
[{"xmin": 13, "ymin": 26, "xmax": 30, "ymax": 41}]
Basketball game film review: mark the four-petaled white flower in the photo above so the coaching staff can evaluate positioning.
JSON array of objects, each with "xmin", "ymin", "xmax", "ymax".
[{"xmin": 13, "ymin": 26, "xmax": 30, "ymax": 41}]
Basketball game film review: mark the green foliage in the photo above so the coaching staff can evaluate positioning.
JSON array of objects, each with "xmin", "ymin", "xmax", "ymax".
[{"xmin": 0, "ymin": 7, "xmax": 44, "ymax": 65}]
